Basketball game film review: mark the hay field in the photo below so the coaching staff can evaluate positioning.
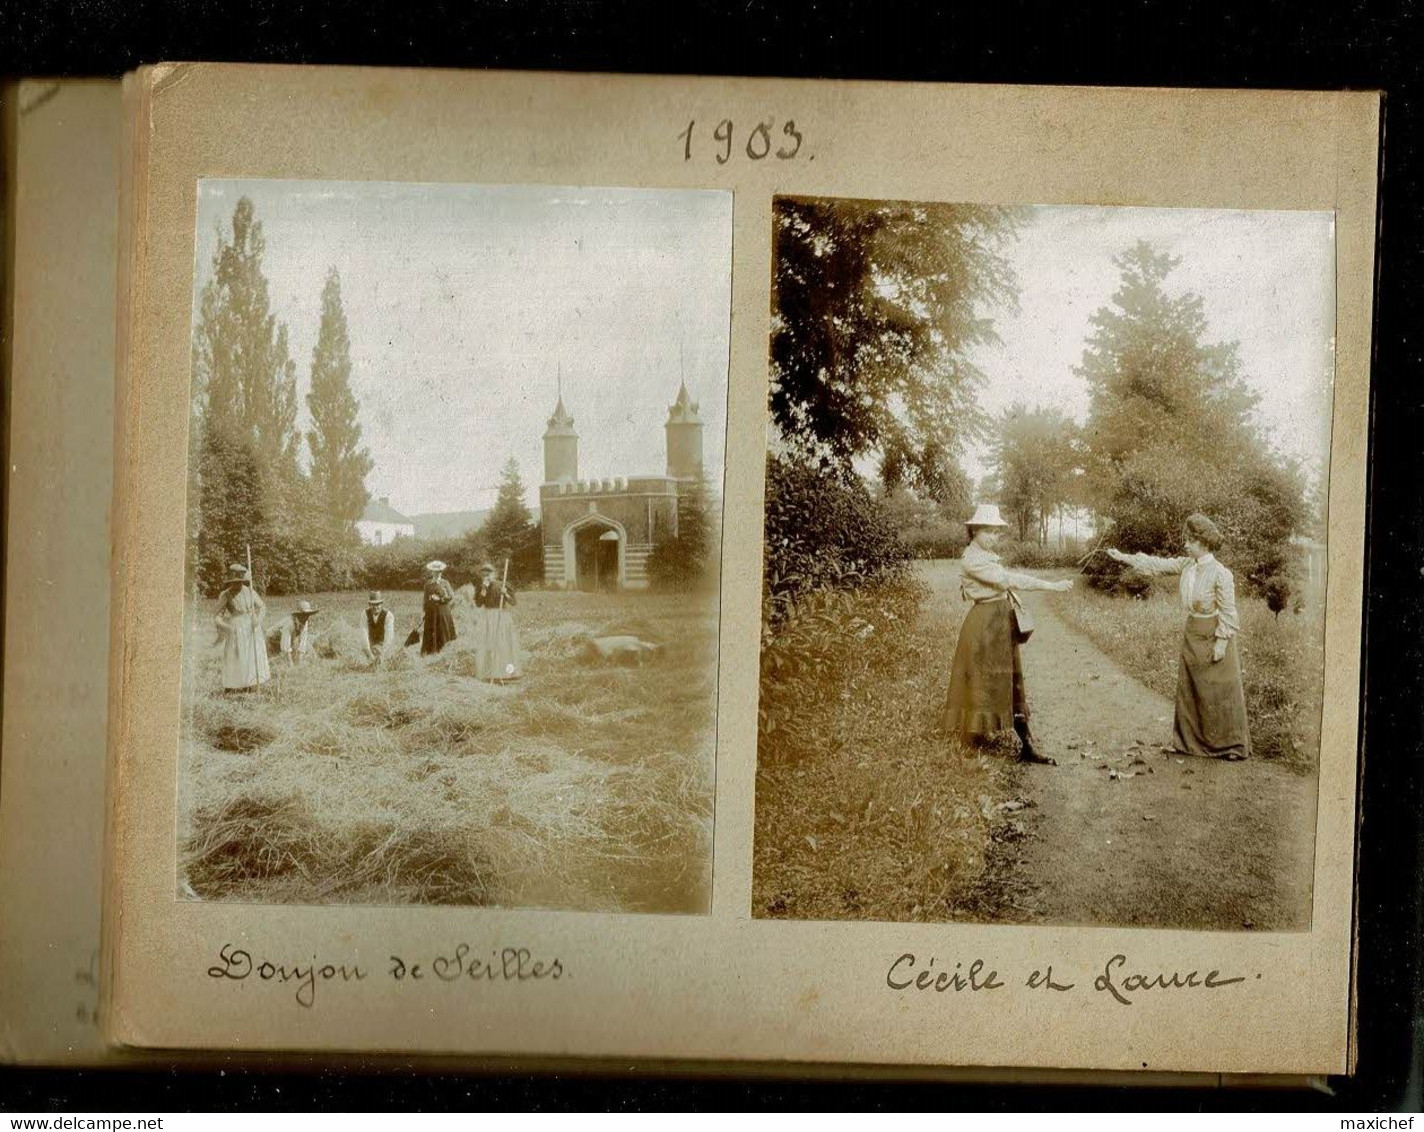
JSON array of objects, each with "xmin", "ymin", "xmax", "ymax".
[{"xmin": 178, "ymin": 587, "xmax": 717, "ymax": 913}]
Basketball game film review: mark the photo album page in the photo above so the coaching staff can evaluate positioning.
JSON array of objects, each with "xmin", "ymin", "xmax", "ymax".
[{"xmin": 102, "ymin": 65, "xmax": 1379, "ymax": 1075}]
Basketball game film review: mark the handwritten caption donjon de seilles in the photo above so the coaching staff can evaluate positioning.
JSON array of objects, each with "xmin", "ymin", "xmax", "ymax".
[{"xmin": 206, "ymin": 943, "xmax": 1259, "ymax": 1010}]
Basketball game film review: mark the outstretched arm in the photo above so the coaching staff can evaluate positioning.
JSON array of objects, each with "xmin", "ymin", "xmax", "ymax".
[
  {"xmin": 963, "ymin": 557, "xmax": 1072, "ymax": 594},
  {"xmin": 1107, "ymin": 549, "xmax": 1191, "ymax": 576}
]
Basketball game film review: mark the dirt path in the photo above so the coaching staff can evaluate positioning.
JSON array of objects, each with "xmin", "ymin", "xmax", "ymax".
[{"xmin": 945, "ymin": 570, "xmax": 1317, "ymax": 931}]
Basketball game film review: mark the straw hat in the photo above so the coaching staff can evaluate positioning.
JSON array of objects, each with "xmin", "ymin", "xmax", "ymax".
[
  {"xmin": 225, "ymin": 563, "xmax": 250, "ymax": 582},
  {"xmin": 367, "ymin": 591, "xmax": 385, "ymax": 606},
  {"xmin": 294, "ymin": 600, "xmax": 319, "ymax": 617},
  {"xmin": 965, "ymin": 503, "xmax": 1009, "ymax": 529},
  {"xmin": 479, "ymin": 562, "xmax": 496, "ymax": 574},
  {"xmin": 425, "ymin": 560, "xmax": 448, "ymax": 573}
]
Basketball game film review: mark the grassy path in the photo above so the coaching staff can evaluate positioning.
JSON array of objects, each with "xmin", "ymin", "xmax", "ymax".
[{"xmin": 1000, "ymin": 586, "xmax": 1318, "ymax": 930}]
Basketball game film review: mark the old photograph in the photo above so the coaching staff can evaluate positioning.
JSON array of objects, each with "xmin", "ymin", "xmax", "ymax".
[
  {"xmin": 178, "ymin": 179, "xmax": 730, "ymax": 913},
  {"xmin": 755, "ymin": 197, "xmax": 1333, "ymax": 930}
]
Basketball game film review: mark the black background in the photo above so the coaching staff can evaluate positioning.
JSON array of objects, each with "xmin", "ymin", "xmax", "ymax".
[{"xmin": 2, "ymin": 0, "xmax": 1421, "ymax": 1113}]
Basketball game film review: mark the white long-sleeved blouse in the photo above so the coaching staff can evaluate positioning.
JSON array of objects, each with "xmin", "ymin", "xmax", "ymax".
[
  {"xmin": 1121, "ymin": 551, "xmax": 1240, "ymax": 640},
  {"xmin": 959, "ymin": 542, "xmax": 1062, "ymax": 602}
]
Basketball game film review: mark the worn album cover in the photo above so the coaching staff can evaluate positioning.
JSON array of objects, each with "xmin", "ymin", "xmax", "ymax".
[{"xmin": 104, "ymin": 65, "xmax": 1378, "ymax": 1075}]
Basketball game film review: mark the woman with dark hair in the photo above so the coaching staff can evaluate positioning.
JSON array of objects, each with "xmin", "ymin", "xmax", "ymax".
[
  {"xmin": 1106, "ymin": 512, "xmax": 1251, "ymax": 760},
  {"xmin": 471, "ymin": 561, "xmax": 522, "ymax": 682},
  {"xmin": 942, "ymin": 503, "xmax": 1073, "ymax": 765}
]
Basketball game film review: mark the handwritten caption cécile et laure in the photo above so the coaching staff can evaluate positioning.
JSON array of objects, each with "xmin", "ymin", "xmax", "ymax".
[
  {"xmin": 207, "ymin": 943, "xmax": 1255, "ymax": 1010},
  {"xmin": 887, "ymin": 953, "xmax": 1258, "ymax": 1007}
]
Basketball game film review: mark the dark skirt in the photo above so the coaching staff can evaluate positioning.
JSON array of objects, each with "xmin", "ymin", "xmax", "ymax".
[
  {"xmin": 942, "ymin": 599, "xmax": 1027, "ymax": 740},
  {"xmin": 421, "ymin": 602, "xmax": 457, "ymax": 655},
  {"xmin": 1173, "ymin": 615, "xmax": 1250, "ymax": 759}
]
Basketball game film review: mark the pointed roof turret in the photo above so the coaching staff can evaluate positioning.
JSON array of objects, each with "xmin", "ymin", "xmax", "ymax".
[
  {"xmin": 544, "ymin": 371, "xmax": 577, "ymax": 438},
  {"xmin": 666, "ymin": 380, "xmax": 702, "ymax": 425}
]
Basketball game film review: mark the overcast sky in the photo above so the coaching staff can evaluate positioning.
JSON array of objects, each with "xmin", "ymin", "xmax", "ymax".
[
  {"xmin": 192, "ymin": 180, "xmax": 732, "ymax": 516},
  {"xmin": 961, "ymin": 204, "xmax": 1336, "ymax": 485}
]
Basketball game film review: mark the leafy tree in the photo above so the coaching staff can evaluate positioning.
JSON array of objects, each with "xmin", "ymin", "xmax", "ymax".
[
  {"xmin": 770, "ymin": 197, "xmax": 1021, "ymax": 488},
  {"xmin": 306, "ymin": 268, "xmax": 374, "ymax": 530},
  {"xmin": 875, "ymin": 485, "xmax": 968, "ymax": 560},
  {"xmin": 991, "ymin": 403, "xmax": 1081, "ymax": 544},
  {"xmin": 1077, "ymin": 241, "xmax": 1306, "ymax": 592},
  {"xmin": 188, "ymin": 197, "xmax": 360, "ymax": 595},
  {"xmin": 192, "ymin": 196, "xmax": 301, "ymax": 478},
  {"xmin": 647, "ymin": 469, "xmax": 719, "ymax": 592},
  {"xmin": 189, "ymin": 197, "xmax": 306, "ymax": 594},
  {"xmin": 192, "ymin": 427, "xmax": 264, "ymax": 596},
  {"xmin": 480, "ymin": 458, "xmax": 542, "ymax": 584}
]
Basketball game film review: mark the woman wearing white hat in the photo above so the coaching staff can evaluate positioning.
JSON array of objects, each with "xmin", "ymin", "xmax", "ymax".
[
  {"xmin": 213, "ymin": 563, "xmax": 270, "ymax": 692},
  {"xmin": 420, "ymin": 560, "xmax": 457, "ymax": 656},
  {"xmin": 942, "ymin": 503, "xmax": 1071, "ymax": 764}
]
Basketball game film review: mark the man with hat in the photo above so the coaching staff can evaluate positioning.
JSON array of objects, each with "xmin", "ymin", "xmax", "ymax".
[
  {"xmin": 213, "ymin": 562, "xmax": 270, "ymax": 692},
  {"xmin": 269, "ymin": 599, "xmax": 321, "ymax": 667},
  {"xmin": 362, "ymin": 591, "xmax": 396, "ymax": 667}
]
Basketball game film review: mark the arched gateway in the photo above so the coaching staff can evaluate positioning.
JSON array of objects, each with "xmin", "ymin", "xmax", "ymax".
[{"xmin": 538, "ymin": 383, "xmax": 704, "ymax": 591}]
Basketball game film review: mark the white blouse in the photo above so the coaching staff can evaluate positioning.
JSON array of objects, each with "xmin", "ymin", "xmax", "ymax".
[
  {"xmin": 1122, "ymin": 551, "xmax": 1240, "ymax": 640},
  {"xmin": 960, "ymin": 542, "xmax": 1061, "ymax": 603}
]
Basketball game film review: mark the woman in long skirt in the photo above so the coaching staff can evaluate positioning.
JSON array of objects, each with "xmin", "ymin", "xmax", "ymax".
[
  {"xmin": 213, "ymin": 563, "xmax": 270, "ymax": 693},
  {"xmin": 420, "ymin": 560, "xmax": 458, "ymax": 656},
  {"xmin": 1106, "ymin": 513, "xmax": 1250, "ymax": 760},
  {"xmin": 942, "ymin": 504, "xmax": 1073, "ymax": 764},
  {"xmin": 471, "ymin": 561, "xmax": 521, "ymax": 682}
]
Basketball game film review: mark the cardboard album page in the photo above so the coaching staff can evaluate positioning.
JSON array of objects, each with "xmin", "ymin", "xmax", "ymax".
[
  {"xmin": 105, "ymin": 64, "xmax": 1379, "ymax": 1074},
  {"xmin": 0, "ymin": 79, "xmax": 124, "ymax": 1065}
]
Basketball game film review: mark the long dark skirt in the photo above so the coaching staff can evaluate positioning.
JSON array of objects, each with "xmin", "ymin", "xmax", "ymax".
[
  {"xmin": 942, "ymin": 599, "xmax": 1027, "ymax": 740},
  {"xmin": 1174, "ymin": 615, "xmax": 1250, "ymax": 759},
  {"xmin": 421, "ymin": 603, "xmax": 457, "ymax": 656}
]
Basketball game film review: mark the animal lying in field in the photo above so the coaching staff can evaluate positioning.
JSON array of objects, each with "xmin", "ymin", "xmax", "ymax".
[{"xmin": 578, "ymin": 635, "xmax": 662, "ymax": 666}]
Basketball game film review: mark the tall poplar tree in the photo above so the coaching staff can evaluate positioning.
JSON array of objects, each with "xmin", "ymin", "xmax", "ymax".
[
  {"xmin": 189, "ymin": 195, "xmax": 302, "ymax": 593},
  {"xmin": 192, "ymin": 196, "xmax": 301, "ymax": 476},
  {"xmin": 306, "ymin": 268, "xmax": 373, "ymax": 530}
]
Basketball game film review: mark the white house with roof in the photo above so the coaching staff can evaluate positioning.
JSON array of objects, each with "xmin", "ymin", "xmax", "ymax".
[{"xmin": 356, "ymin": 496, "xmax": 416, "ymax": 546}]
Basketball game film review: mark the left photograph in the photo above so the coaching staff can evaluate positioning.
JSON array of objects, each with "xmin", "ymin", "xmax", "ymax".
[{"xmin": 178, "ymin": 179, "xmax": 731, "ymax": 914}]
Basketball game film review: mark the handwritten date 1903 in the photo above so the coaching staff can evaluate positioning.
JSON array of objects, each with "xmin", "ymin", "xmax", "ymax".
[{"xmin": 680, "ymin": 119, "xmax": 804, "ymax": 164}]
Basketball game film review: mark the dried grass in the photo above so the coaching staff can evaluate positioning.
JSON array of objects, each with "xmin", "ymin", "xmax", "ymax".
[{"xmin": 179, "ymin": 589, "xmax": 717, "ymax": 912}]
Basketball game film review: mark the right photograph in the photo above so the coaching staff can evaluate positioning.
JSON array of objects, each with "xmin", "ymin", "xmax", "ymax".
[{"xmin": 754, "ymin": 197, "xmax": 1335, "ymax": 931}]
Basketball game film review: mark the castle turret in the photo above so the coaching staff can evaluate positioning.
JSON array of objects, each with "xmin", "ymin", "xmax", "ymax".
[
  {"xmin": 664, "ymin": 380, "xmax": 704, "ymax": 480},
  {"xmin": 543, "ymin": 393, "xmax": 578, "ymax": 483}
]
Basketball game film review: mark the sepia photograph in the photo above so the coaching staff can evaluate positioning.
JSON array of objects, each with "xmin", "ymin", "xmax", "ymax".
[
  {"xmin": 177, "ymin": 179, "xmax": 730, "ymax": 914},
  {"xmin": 754, "ymin": 196, "xmax": 1333, "ymax": 930}
]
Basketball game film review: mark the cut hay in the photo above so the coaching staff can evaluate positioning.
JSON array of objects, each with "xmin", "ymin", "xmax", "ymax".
[
  {"xmin": 183, "ymin": 791, "xmax": 498, "ymax": 906},
  {"xmin": 179, "ymin": 587, "xmax": 718, "ymax": 912}
]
